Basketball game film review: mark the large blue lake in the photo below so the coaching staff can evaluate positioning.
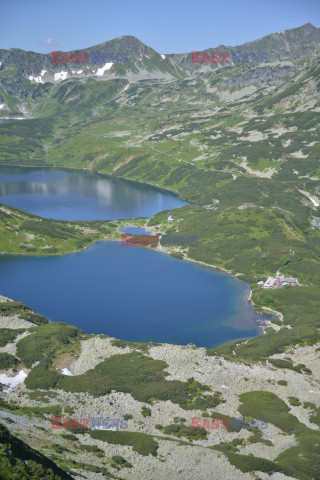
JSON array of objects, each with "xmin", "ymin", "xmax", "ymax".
[
  {"xmin": 0, "ymin": 167, "xmax": 186, "ymax": 220},
  {"xmin": 0, "ymin": 242, "xmax": 262, "ymax": 348},
  {"xmin": 0, "ymin": 167, "xmax": 267, "ymax": 348}
]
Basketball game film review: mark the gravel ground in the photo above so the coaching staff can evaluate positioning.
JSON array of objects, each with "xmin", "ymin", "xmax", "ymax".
[{"xmin": 1, "ymin": 302, "xmax": 319, "ymax": 480}]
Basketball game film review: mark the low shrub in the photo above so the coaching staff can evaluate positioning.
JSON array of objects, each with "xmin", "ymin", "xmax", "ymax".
[
  {"xmin": 0, "ymin": 352, "xmax": 19, "ymax": 369},
  {"xmin": 89, "ymin": 430, "xmax": 159, "ymax": 456}
]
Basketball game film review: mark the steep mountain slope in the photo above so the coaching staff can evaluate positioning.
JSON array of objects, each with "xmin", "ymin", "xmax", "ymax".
[
  {"xmin": 0, "ymin": 422, "xmax": 73, "ymax": 479},
  {"xmin": 0, "ymin": 23, "xmax": 319, "ymax": 116},
  {"xmin": 171, "ymin": 23, "xmax": 320, "ymax": 70},
  {"xmin": 0, "ymin": 34, "xmax": 184, "ymax": 108}
]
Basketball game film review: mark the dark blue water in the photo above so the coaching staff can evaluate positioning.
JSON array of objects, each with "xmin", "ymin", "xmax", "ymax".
[
  {"xmin": 0, "ymin": 241, "xmax": 263, "ymax": 348},
  {"xmin": 121, "ymin": 227, "xmax": 152, "ymax": 235},
  {"xmin": 0, "ymin": 167, "xmax": 187, "ymax": 220}
]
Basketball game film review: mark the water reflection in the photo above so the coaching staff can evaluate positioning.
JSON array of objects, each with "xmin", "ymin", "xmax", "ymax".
[{"xmin": 0, "ymin": 167, "xmax": 187, "ymax": 220}]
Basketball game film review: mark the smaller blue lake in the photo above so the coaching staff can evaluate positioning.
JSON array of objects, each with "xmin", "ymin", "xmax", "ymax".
[
  {"xmin": 120, "ymin": 227, "xmax": 152, "ymax": 235},
  {"xmin": 0, "ymin": 167, "xmax": 187, "ymax": 221}
]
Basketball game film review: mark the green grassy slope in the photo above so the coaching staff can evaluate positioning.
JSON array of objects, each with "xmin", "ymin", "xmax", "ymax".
[{"xmin": 0, "ymin": 422, "xmax": 73, "ymax": 480}]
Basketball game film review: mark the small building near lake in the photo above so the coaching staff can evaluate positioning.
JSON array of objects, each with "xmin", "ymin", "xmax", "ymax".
[{"xmin": 262, "ymin": 274, "xmax": 300, "ymax": 289}]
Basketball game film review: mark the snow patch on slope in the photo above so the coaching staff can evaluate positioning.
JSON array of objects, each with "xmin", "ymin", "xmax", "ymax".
[
  {"xmin": 299, "ymin": 190, "xmax": 320, "ymax": 207},
  {"xmin": 28, "ymin": 75, "xmax": 43, "ymax": 84},
  {"xmin": 54, "ymin": 71, "xmax": 68, "ymax": 81},
  {"xmin": 0, "ymin": 370, "xmax": 27, "ymax": 392},
  {"xmin": 28, "ymin": 70, "xmax": 47, "ymax": 84},
  {"xmin": 95, "ymin": 63, "xmax": 113, "ymax": 76}
]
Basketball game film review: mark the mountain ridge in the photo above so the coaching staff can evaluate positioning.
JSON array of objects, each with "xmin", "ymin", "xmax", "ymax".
[
  {"xmin": 0, "ymin": 23, "xmax": 319, "ymax": 103},
  {"xmin": 2, "ymin": 23, "xmax": 319, "ymax": 57}
]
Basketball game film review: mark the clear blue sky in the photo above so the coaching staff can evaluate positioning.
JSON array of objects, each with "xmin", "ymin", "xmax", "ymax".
[{"xmin": 0, "ymin": 0, "xmax": 319, "ymax": 54}]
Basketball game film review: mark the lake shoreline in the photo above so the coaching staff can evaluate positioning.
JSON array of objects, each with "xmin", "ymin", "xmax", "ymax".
[
  {"xmin": 0, "ymin": 165, "xmax": 272, "ymax": 345},
  {"xmin": 0, "ymin": 234, "xmax": 271, "ymax": 344},
  {"xmin": 0, "ymin": 163, "xmax": 189, "ymax": 204}
]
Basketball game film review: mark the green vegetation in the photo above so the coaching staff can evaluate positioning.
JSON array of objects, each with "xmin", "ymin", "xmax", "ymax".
[
  {"xmin": 226, "ymin": 452, "xmax": 291, "ymax": 476},
  {"xmin": 60, "ymin": 433, "xmax": 77, "ymax": 441},
  {"xmin": 20, "ymin": 220, "xmax": 79, "ymax": 240},
  {"xmin": 170, "ymin": 252, "xmax": 184, "ymax": 260},
  {"xmin": 2, "ymin": 417, "xmax": 15, "ymax": 424},
  {"xmin": 141, "ymin": 406, "xmax": 152, "ymax": 417},
  {"xmin": 288, "ymin": 397, "xmax": 301, "ymax": 407},
  {"xmin": 0, "ymin": 352, "xmax": 19, "ymax": 369},
  {"xmin": 238, "ymin": 391, "xmax": 320, "ymax": 479},
  {"xmin": 0, "ymin": 398, "xmax": 63, "ymax": 420},
  {"xmin": 0, "ymin": 301, "xmax": 48, "ymax": 325},
  {"xmin": 16, "ymin": 322, "xmax": 82, "ymax": 368},
  {"xmin": 51, "ymin": 443, "xmax": 69, "ymax": 455},
  {"xmin": 24, "ymin": 349, "xmax": 224, "ymax": 411},
  {"xmin": 20, "ymin": 405, "xmax": 63, "ymax": 418},
  {"xmin": 63, "ymin": 458, "xmax": 118, "ymax": 478},
  {"xmin": 111, "ymin": 338, "xmax": 161, "ymax": 352},
  {"xmin": 303, "ymin": 402, "xmax": 320, "ymax": 427},
  {"xmin": 79, "ymin": 444, "xmax": 104, "ymax": 455},
  {"xmin": 0, "ymin": 203, "xmax": 119, "ymax": 256},
  {"xmin": 161, "ymin": 424, "xmax": 207, "ymax": 441},
  {"xmin": 0, "ymin": 328, "xmax": 25, "ymax": 347},
  {"xmin": 212, "ymin": 438, "xmax": 245, "ymax": 453},
  {"xmin": 89, "ymin": 430, "xmax": 159, "ymax": 456},
  {"xmin": 0, "ymin": 422, "xmax": 73, "ymax": 479},
  {"xmin": 63, "ymin": 406, "xmax": 74, "ymax": 416},
  {"xmin": 269, "ymin": 359, "xmax": 311, "ymax": 374},
  {"xmin": 277, "ymin": 380, "xmax": 288, "ymax": 386},
  {"xmin": 111, "ymin": 455, "xmax": 133, "ymax": 469},
  {"xmin": 247, "ymin": 429, "xmax": 273, "ymax": 446}
]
